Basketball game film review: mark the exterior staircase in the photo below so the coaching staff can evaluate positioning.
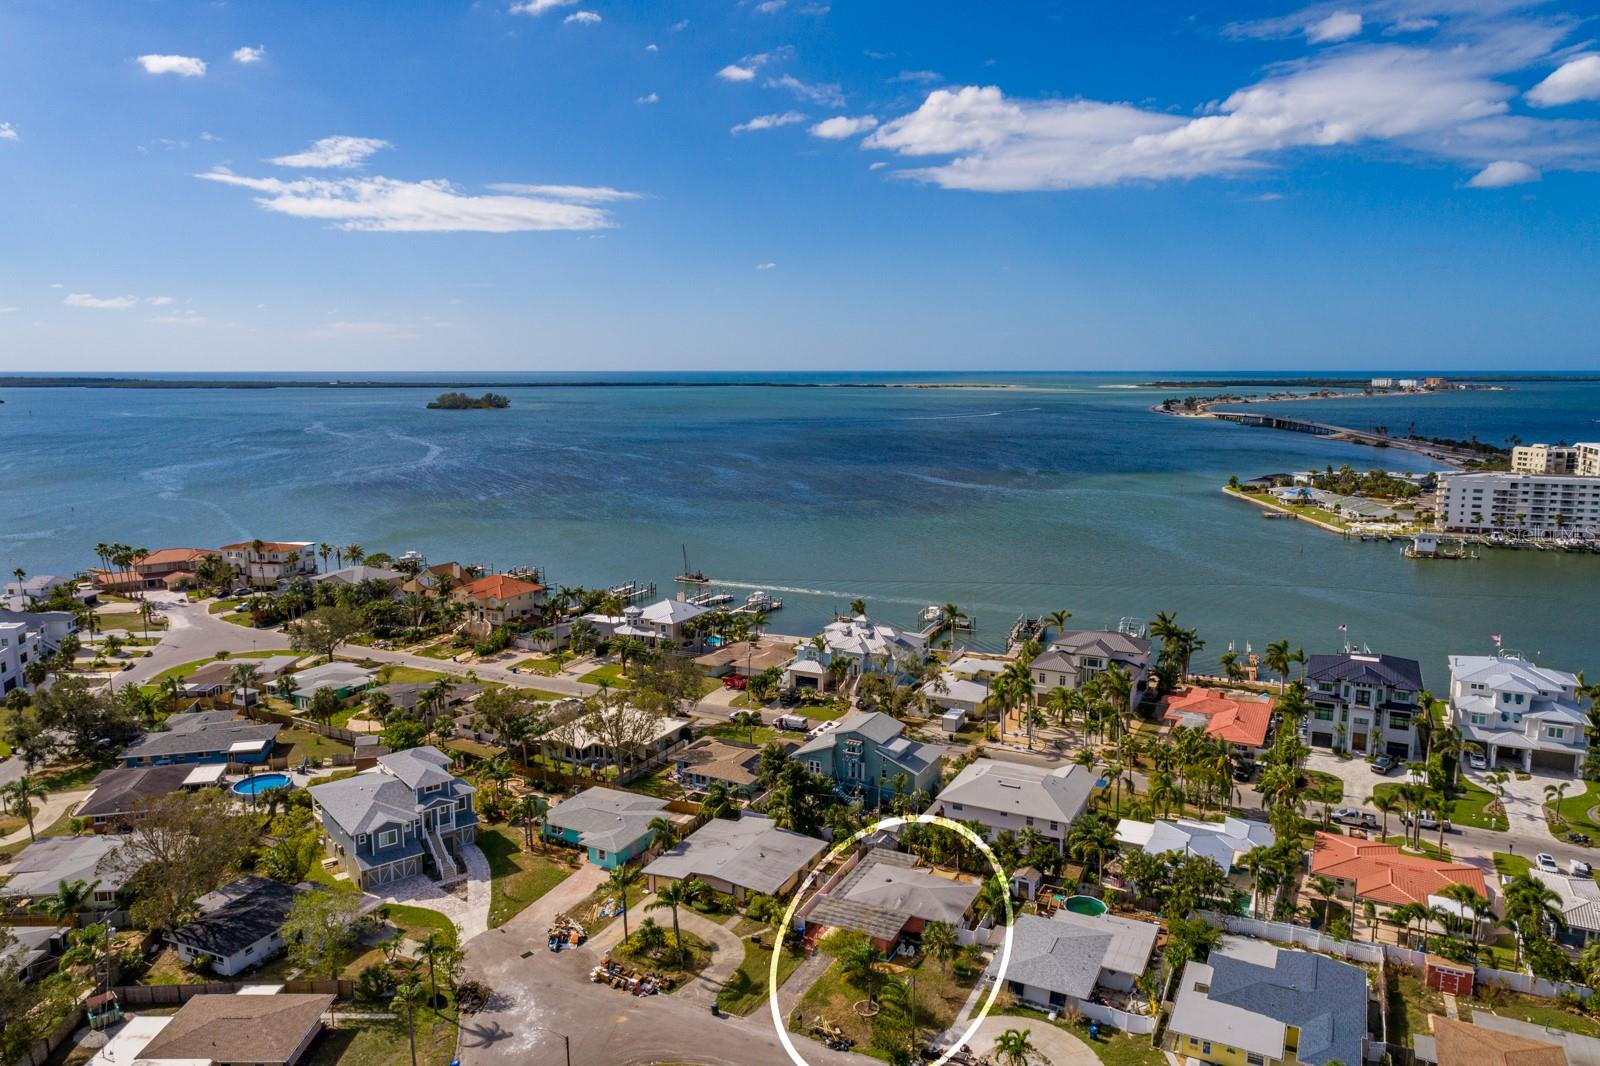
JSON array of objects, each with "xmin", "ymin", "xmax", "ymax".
[{"xmin": 424, "ymin": 824, "xmax": 461, "ymax": 883}]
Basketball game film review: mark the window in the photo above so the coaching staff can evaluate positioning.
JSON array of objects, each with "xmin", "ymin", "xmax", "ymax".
[
  {"xmin": 1470, "ymin": 713, "xmax": 1488, "ymax": 726},
  {"xmin": 1025, "ymin": 816, "xmax": 1034, "ymax": 826},
  {"xmin": 1201, "ymin": 1042, "xmax": 1212, "ymax": 1056},
  {"xmin": 1314, "ymin": 707, "xmax": 1335, "ymax": 721},
  {"xmin": 1550, "ymin": 727, "xmax": 1566, "ymax": 740},
  {"xmin": 806, "ymin": 760, "xmax": 822, "ymax": 775},
  {"xmin": 379, "ymin": 829, "xmax": 398, "ymax": 848},
  {"xmin": 1247, "ymin": 1055, "xmax": 1266, "ymax": 1066}
]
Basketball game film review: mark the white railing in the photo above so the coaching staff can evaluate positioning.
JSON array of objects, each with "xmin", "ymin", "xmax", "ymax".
[{"xmin": 424, "ymin": 826, "xmax": 459, "ymax": 881}]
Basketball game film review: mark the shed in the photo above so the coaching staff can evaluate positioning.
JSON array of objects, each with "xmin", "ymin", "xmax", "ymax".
[
  {"xmin": 1010, "ymin": 866, "xmax": 1044, "ymax": 901},
  {"xmin": 1423, "ymin": 954, "xmax": 1474, "ymax": 997}
]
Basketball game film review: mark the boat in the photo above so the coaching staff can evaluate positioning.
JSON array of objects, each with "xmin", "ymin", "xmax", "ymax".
[
  {"xmin": 675, "ymin": 545, "xmax": 709, "ymax": 585},
  {"xmin": 687, "ymin": 590, "xmax": 734, "ymax": 606},
  {"xmin": 740, "ymin": 590, "xmax": 782, "ymax": 612}
]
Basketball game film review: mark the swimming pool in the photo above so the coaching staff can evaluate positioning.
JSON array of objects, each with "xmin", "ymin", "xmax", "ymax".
[
  {"xmin": 1060, "ymin": 895, "xmax": 1109, "ymax": 917},
  {"xmin": 231, "ymin": 772, "xmax": 293, "ymax": 796}
]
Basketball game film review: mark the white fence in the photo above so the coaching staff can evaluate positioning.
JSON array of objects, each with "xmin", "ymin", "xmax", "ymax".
[
  {"xmin": 1076, "ymin": 1000, "xmax": 1158, "ymax": 1036},
  {"xmin": 1203, "ymin": 912, "xmax": 1594, "ymax": 1002}
]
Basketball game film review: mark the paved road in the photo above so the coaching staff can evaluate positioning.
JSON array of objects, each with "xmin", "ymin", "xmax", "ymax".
[{"xmin": 116, "ymin": 593, "xmax": 292, "ymax": 687}]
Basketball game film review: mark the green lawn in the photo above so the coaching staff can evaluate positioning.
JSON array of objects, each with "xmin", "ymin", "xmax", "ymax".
[
  {"xmin": 1552, "ymin": 781, "xmax": 1600, "ymax": 836},
  {"xmin": 579, "ymin": 662, "xmax": 631, "ymax": 687},
  {"xmin": 703, "ymin": 722, "xmax": 781, "ymax": 746},
  {"xmin": 512, "ymin": 656, "xmax": 563, "ymax": 676},
  {"xmin": 1494, "ymin": 852, "xmax": 1532, "ymax": 878},
  {"xmin": 1372, "ymin": 779, "xmax": 1507, "ymax": 832},
  {"xmin": 95, "ymin": 610, "xmax": 168, "ymax": 632},
  {"xmin": 378, "ymin": 665, "xmax": 452, "ymax": 685},
  {"xmin": 276, "ymin": 727, "xmax": 356, "ymax": 765},
  {"xmin": 305, "ymin": 1008, "xmax": 459, "ymax": 1066},
  {"xmin": 148, "ymin": 649, "xmax": 299, "ymax": 685},
  {"xmin": 1381, "ymin": 835, "xmax": 1452, "ymax": 861},
  {"xmin": 414, "ymin": 643, "xmax": 462, "ymax": 660},
  {"xmin": 1468, "ymin": 990, "xmax": 1600, "ymax": 1038},
  {"xmin": 478, "ymin": 825, "xmax": 575, "ymax": 927},
  {"xmin": 718, "ymin": 933, "xmax": 805, "ymax": 1015},
  {"xmin": 342, "ymin": 903, "xmax": 457, "ymax": 976}
]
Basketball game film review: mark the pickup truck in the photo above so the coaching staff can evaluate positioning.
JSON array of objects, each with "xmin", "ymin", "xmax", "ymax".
[
  {"xmin": 1330, "ymin": 807, "xmax": 1380, "ymax": 830},
  {"xmin": 1401, "ymin": 810, "xmax": 1453, "ymax": 832}
]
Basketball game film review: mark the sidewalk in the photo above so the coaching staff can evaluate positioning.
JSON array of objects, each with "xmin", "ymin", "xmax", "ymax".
[{"xmin": 0, "ymin": 789, "xmax": 92, "ymax": 847}]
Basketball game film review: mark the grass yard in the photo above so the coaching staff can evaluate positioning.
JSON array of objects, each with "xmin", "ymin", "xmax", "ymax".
[
  {"xmin": 305, "ymin": 1008, "xmax": 459, "ymax": 1066},
  {"xmin": 608, "ymin": 928, "xmax": 714, "ymax": 988},
  {"xmin": 1467, "ymin": 988, "xmax": 1600, "ymax": 1038},
  {"xmin": 147, "ymin": 649, "xmax": 299, "ymax": 686},
  {"xmin": 1493, "ymin": 851, "xmax": 1532, "ymax": 878},
  {"xmin": 996, "ymin": 1004, "xmax": 1166, "ymax": 1066},
  {"xmin": 478, "ymin": 824, "xmax": 575, "ymax": 928},
  {"xmin": 1552, "ymin": 781, "xmax": 1600, "ymax": 836},
  {"xmin": 276, "ymin": 727, "xmax": 356, "ymax": 765},
  {"xmin": 1381, "ymin": 835, "xmax": 1452, "ymax": 861},
  {"xmin": 512, "ymin": 655, "xmax": 563, "ymax": 676},
  {"xmin": 796, "ymin": 700, "xmax": 851, "ymax": 722},
  {"xmin": 414, "ymin": 642, "xmax": 464, "ymax": 660},
  {"xmin": 718, "ymin": 933, "xmax": 805, "ymax": 1015},
  {"xmin": 629, "ymin": 765, "xmax": 686, "ymax": 800},
  {"xmin": 342, "ymin": 903, "xmax": 458, "ymax": 977},
  {"xmin": 94, "ymin": 610, "xmax": 168, "ymax": 632},
  {"xmin": 579, "ymin": 662, "xmax": 632, "ymax": 687},
  {"xmin": 377, "ymin": 665, "xmax": 452, "ymax": 685},
  {"xmin": 1372, "ymin": 779, "xmax": 1507, "ymax": 832},
  {"xmin": 792, "ymin": 955, "xmax": 981, "ymax": 1062},
  {"xmin": 703, "ymin": 722, "xmax": 782, "ymax": 746}
]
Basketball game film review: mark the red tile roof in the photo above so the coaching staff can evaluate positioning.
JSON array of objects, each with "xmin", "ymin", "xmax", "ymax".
[
  {"xmin": 135, "ymin": 547, "xmax": 212, "ymax": 567},
  {"xmin": 454, "ymin": 574, "xmax": 544, "ymax": 602},
  {"xmin": 1310, "ymin": 832, "xmax": 1488, "ymax": 907},
  {"xmin": 1163, "ymin": 687, "xmax": 1273, "ymax": 748},
  {"xmin": 217, "ymin": 541, "xmax": 311, "ymax": 552}
]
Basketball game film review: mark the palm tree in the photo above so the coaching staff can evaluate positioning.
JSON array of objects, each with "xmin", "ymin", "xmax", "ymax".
[
  {"xmin": 230, "ymin": 662, "xmax": 261, "ymax": 707},
  {"xmin": 701, "ymin": 780, "xmax": 739, "ymax": 820},
  {"xmin": 646, "ymin": 876, "xmax": 701, "ymax": 965},
  {"xmin": 1044, "ymin": 609, "xmax": 1071, "ymax": 640},
  {"xmin": 416, "ymin": 930, "xmax": 453, "ymax": 1005},
  {"xmin": 836, "ymin": 936, "xmax": 884, "ymax": 1007},
  {"xmin": 647, "ymin": 816, "xmax": 680, "ymax": 852},
  {"xmin": 1369, "ymin": 791, "xmax": 1402, "ymax": 838},
  {"xmin": 394, "ymin": 978, "xmax": 428, "ymax": 1066},
  {"xmin": 939, "ymin": 602, "xmax": 964, "ymax": 647},
  {"xmin": 1264, "ymin": 639, "xmax": 1291, "ymax": 691},
  {"xmin": 921, "ymin": 919, "xmax": 957, "ymax": 972},
  {"xmin": 994, "ymin": 1027, "xmax": 1037, "ymax": 1066},
  {"xmin": 1544, "ymin": 782, "xmax": 1571, "ymax": 825},
  {"xmin": 1503, "ymin": 873, "xmax": 1566, "ymax": 968},
  {"xmin": 607, "ymin": 864, "xmax": 645, "ymax": 943},
  {"xmin": 1067, "ymin": 814, "xmax": 1116, "ymax": 883},
  {"xmin": 318, "ymin": 543, "xmax": 333, "ymax": 572},
  {"xmin": 41, "ymin": 878, "xmax": 100, "ymax": 923},
  {"xmin": 344, "ymin": 543, "xmax": 365, "ymax": 567},
  {"xmin": 1439, "ymin": 882, "xmax": 1490, "ymax": 950},
  {"xmin": 2, "ymin": 776, "xmax": 49, "ymax": 842},
  {"xmin": 514, "ymin": 794, "xmax": 549, "ymax": 850}
]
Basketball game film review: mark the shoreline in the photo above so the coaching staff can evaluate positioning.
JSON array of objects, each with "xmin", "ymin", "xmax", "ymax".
[{"xmin": 0, "ymin": 376, "xmax": 1016, "ymax": 391}]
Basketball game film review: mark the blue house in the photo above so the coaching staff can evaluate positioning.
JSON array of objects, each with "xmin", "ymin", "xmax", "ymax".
[
  {"xmin": 120, "ymin": 710, "xmax": 279, "ymax": 767},
  {"xmin": 307, "ymin": 746, "xmax": 478, "ymax": 889},
  {"xmin": 791, "ymin": 711, "xmax": 947, "ymax": 807},
  {"xmin": 544, "ymin": 787, "xmax": 670, "ymax": 870}
]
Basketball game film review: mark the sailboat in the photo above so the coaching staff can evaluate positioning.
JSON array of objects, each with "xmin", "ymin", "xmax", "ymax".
[{"xmin": 675, "ymin": 544, "xmax": 709, "ymax": 585}]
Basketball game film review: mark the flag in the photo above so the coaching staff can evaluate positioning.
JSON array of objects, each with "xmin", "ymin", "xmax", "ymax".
[
  {"xmin": 1492, "ymin": 634, "xmax": 1502, "ymax": 646},
  {"xmin": 1337, "ymin": 624, "xmax": 1348, "ymax": 633}
]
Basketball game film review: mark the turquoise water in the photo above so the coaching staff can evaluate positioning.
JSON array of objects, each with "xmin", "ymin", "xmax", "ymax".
[
  {"xmin": 1, "ymin": 372, "xmax": 1595, "ymax": 687},
  {"xmin": 231, "ymin": 772, "xmax": 293, "ymax": 796},
  {"xmin": 1061, "ymin": 895, "xmax": 1109, "ymax": 916}
]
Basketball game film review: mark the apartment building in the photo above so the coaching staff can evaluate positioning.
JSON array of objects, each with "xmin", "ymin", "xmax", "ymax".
[
  {"xmin": 0, "ymin": 620, "xmax": 43, "ymax": 694},
  {"xmin": 1510, "ymin": 442, "xmax": 1600, "ymax": 476},
  {"xmin": 1435, "ymin": 472, "xmax": 1600, "ymax": 536}
]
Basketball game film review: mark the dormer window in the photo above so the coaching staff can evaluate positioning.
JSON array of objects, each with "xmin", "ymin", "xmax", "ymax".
[{"xmin": 379, "ymin": 829, "xmax": 398, "ymax": 848}]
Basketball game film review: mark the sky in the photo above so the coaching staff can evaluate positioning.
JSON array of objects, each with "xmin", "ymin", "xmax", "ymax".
[{"xmin": 1, "ymin": 0, "xmax": 1599, "ymax": 371}]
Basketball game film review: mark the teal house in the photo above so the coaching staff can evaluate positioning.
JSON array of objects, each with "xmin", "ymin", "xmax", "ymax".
[
  {"xmin": 791, "ymin": 711, "xmax": 948, "ymax": 807},
  {"xmin": 543, "ymin": 787, "xmax": 670, "ymax": 869}
]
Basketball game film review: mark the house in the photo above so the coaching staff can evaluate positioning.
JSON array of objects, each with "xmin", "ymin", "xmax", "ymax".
[
  {"xmin": 78, "ymin": 763, "xmax": 216, "ymax": 831},
  {"xmin": 1416, "ymin": 1015, "xmax": 1572, "ymax": 1066},
  {"xmin": 1115, "ymin": 816, "xmax": 1275, "ymax": 872},
  {"xmin": 1309, "ymin": 832, "xmax": 1489, "ymax": 908},
  {"xmin": 806, "ymin": 847, "xmax": 981, "ymax": 953},
  {"xmin": 1420, "ymin": 1014, "xmax": 1600, "ymax": 1066},
  {"xmin": 1530, "ymin": 869, "xmax": 1600, "ymax": 948},
  {"xmin": 308, "ymin": 564, "xmax": 403, "ymax": 588},
  {"xmin": 0, "ymin": 608, "xmax": 78, "ymax": 652},
  {"xmin": 400, "ymin": 561, "xmax": 469, "ymax": 596},
  {"xmin": 1305, "ymin": 650, "xmax": 1426, "ymax": 759},
  {"xmin": 121, "ymin": 710, "xmax": 280, "ymax": 767},
  {"xmin": 922, "ymin": 655, "xmax": 1011, "ymax": 717},
  {"xmin": 643, "ymin": 813, "xmax": 827, "ymax": 901},
  {"xmin": 182, "ymin": 657, "xmax": 293, "ymax": 701},
  {"xmin": 1167, "ymin": 936, "xmax": 1368, "ymax": 1066},
  {"xmin": 0, "ymin": 835, "xmax": 131, "ymax": 907},
  {"xmin": 543, "ymin": 787, "xmax": 670, "ymax": 869},
  {"xmin": 674, "ymin": 737, "xmax": 790, "ymax": 795},
  {"xmin": 548, "ymin": 712, "xmax": 693, "ymax": 770},
  {"xmin": 1163, "ymin": 687, "xmax": 1274, "ymax": 755},
  {"xmin": 636, "ymin": 598, "xmax": 710, "ymax": 645},
  {"xmin": 783, "ymin": 614, "xmax": 927, "ymax": 689},
  {"xmin": 693, "ymin": 639, "xmax": 797, "ymax": 678},
  {"xmin": 989, "ymin": 909, "xmax": 1160, "ymax": 1015},
  {"xmin": 1447, "ymin": 654, "xmax": 1588, "ymax": 774},
  {"xmin": 450, "ymin": 573, "xmax": 546, "ymax": 637},
  {"xmin": 371, "ymin": 679, "xmax": 483, "ymax": 718},
  {"xmin": 790, "ymin": 710, "xmax": 946, "ymax": 806},
  {"xmin": 1, "ymin": 926, "xmax": 67, "ymax": 983},
  {"xmin": 0, "ymin": 620, "xmax": 43, "ymax": 695},
  {"xmin": 166, "ymin": 876, "xmax": 307, "ymax": 977},
  {"xmin": 131, "ymin": 991, "xmax": 335, "ymax": 1066},
  {"xmin": 1029, "ymin": 629, "xmax": 1152, "ymax": 708},
  {"xmin": 218, "ymin": 541, "xmax": 318, "ymax": 587},
  {"xmin": 283, "ymin": 661, "xmax": 375, "ymax": 709},
  {"xmin": 307, "ymin": 746, "xmax": 478, "ymax": 888},
  {"xmin": 2, "ymin": 574, "xmax": 74, "ymax": 602},
  {"xmin": 90, "ymin": 548, "xmax": 214, "ymax": 593},
  {"xmin": 931, "ymin": 758, "xmax": 1095, "ymax": 851}
]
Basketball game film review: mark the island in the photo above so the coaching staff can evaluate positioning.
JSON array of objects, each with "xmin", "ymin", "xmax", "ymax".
[{"xmin": 427, "ymin": 391, "xmax": 511, "ymax": 410}]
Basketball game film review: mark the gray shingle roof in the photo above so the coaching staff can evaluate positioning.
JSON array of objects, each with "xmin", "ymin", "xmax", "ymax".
[
  {"xmin": 545, "ymin": 787, "xmax": 669, "ymax": 853},
  {"xmin": 0, "ymin": 835, "xmax": 132, "ymax": 898},
  {"xmin": 1052, "ymin": 629, "xmax": 1152, "ymax": 661},
  {"xmin": 378, "ymin": 746, "xmax": 455, "ymax": 790},
  {"xmin": 122, "ymin": 711, "xmax": 279, "ymax": 761},
  {"xmin": 643, "ymin": 813, "xmax": 825, "ymax": 896},
  {"xmin": 79, "ymin": 764, "xmax": 196, "ymax": 819},
  {"xmin": 808, "ymin": 848, "xmax": 980, "ymax": 943},
  {"xmin": 936, "ymin": 759, "xmax": 1094, "ymax": 825},
  {"xmin": 1306, "ymin": 652, "xmax": 1423, "ymax": 691},
  {"xmin": 987, "ymin": 914, "xmax": 1107, "ymax": 999}
]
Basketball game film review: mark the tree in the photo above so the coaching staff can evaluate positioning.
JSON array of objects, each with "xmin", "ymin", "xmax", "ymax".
[
  {"xmin": 994, "ymin": 1028, "xmax": 1037, "ymax": 1066},
  {"xmin": 394, "ymin": 978, "xmax": 428, "ymax": 1066},
  {"xmin": 283, "ymin": 890, "xmax": 367, "ymax": 978},
  {"xmin": 32, "ymin": 676, "xmax": 140, "ymax": 759},
  {"xmin": 1264, "ymin": 639, "xmax": 1292, "ymax": 691},
  {"xmin": 646, "ymin": 876, "xmax": 703, "ymax": 966},
  {"xmin": 921, "ymin": 920, "xmax": 957, "ymax": 972},
  {"xmin": 764, "ymin": 760, "xmax": 838, "ymax": 837},
  {"xmin": 608, "ymin": 864, "xmax": 644, "ymax": 943},
  {"xmin": 307, "ymin": 686, "xmax": 343, "ymax": 727},
  {"xmin": 829, "ymin": 931, "xmax": 883, "ymax": 1007},
  {"xmin": 514, "ymin": 794, "xmax": 549, "ymax": 850},
  {"xmin": 647, "ymin": 815, "xmax": 680, "ymax": 852},
  {"xmin": 289, "ymin": 604, "xmax": 365, "ymax": 662},
  {"xmin": 415, "ymin": 928, "xmax": 457, "ymax": 1006},
  {"xmin": 40, "ymin": 878, "xmax": 100, "ymax": 923},
  {"xmin": 101, "ymin": 790, "xmax": 254, "ymax": 933},
  {"xmin": 730, "ymin": 710, "xmax": 764, "ymax": 745},
  {"xmin": 1, "ymin": 776, "xmax": 48, "ymax": 843},
  {"xmin": 1067, "ymin": 814, "xmax": 1116, "ymax": 882},
  {"xmin": 229, "ymin": 662, "xmax": 261, "ymax": 707}
]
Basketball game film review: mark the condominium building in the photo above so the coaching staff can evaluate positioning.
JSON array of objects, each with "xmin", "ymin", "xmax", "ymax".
[
  {"xmin": 1511, "ymin": 441, "xmax": 1600, "ymax": 476},
  {"xmin": 0, "ymin": 620, "xmax": 44, "ymax": 694},
  {"xmin": 1434, "ymin": 472, "xmax": 1600, "ymax": 536}
]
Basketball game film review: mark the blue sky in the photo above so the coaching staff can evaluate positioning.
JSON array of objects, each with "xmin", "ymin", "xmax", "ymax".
[{"xmin": 2, "ymin": 0, "xmax": 1598, "ymax": 371}]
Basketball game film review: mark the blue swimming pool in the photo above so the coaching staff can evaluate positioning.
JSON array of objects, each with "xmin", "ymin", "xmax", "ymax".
[{"xmin": 232, "ymin": 772, "xmax": 293, "ymax": 796}]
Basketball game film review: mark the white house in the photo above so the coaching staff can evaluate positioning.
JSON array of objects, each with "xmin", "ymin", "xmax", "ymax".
[
  {"xmin": 637, "ymin": 598, "xmax": 710, "ymax": 645},
  {"xmin": 1029, "ymin": 630, "xmax": 1151, "ymax": 709},
  {"xmin": 0, "ymin": 620, "xmax": 43, "ymax": 695},
  {"xmin": 166, "ymin": 876, "xmax": 306, "ymax": 977},
  {"xmin": 988, "ymin": 909, "xmax": 1159, "ymax": 1015},
  {"xmin": 218, "ymin": 540, "xmax": 318, "ymax": 586},
  {"xmin": 783, "ymin": 614, "xmax": 927, "ymax": 689},
  {"xmin": 930, "ymin": 759, "xmax": 1095, "ymax": 851},
  {"xmin": 1448, "ymin": 653, "xmax": 1588, "ymax": 774},
  {"xmin": 1115, "ymin": 816, "xmax": 1275, "ymax": 871}
]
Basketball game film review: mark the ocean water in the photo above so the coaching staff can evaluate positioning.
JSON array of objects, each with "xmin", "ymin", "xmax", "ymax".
[{"xmin": 1, "ymin": 372, "xmax": 1595, "ymax": 688}]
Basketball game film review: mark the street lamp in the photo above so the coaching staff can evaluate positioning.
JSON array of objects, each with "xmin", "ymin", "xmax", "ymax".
[{"xmin": 524, "ymin": 1025, "xmax": 572, "ymax": 1066}]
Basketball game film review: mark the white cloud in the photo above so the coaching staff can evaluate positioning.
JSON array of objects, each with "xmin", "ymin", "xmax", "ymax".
[
  {"xmin": 233, "ymin": 45, "xmax": 265, "ymax": 64},
  {"xmin": 150, "ymin": 310, "xmax": 207, "ymax": 325},
  {"xmin": 197, "ymin": 168, "xmax": 619, "ymax": 232},
  {"xmin": 1307, "ymin": 11, "xmax": 1363, "ymax": 43},
  {"xmin": 757, "ymin": 0, "xmax": 786, "ymax": 11},
  {"xmin": 147, "ymin": 296, "xmax": 174, "ymax": 306},
  {"xmin": 767, "ymin": 74, "xmax": 845, "ymax": 107},
  {"xmin": 137, "ymin": 54, "xmax": 206, "ymax": 77},
  {"xmin": 717, "ymin": 64, "xmax": 757, "ymax": 82},
  {"xmin": 891, "ymin": 70, "xmax": 941, "ymax": 84},
  {"xmin": 866, "ymin": 25, "xmax": 1600, "ymax": 192},
  {"xmin": 731, "ymin": 111, "xmax": 807, "ymax": 134},
  {"xmin": 637, "ymin": 92, "xmax": 660, "ymax": 104},
  {"xmin": 510, "ymin": 0, "xmax": 576, "ymax": 14},
  {"xmin": 0, "ymin": 122, "xmax": 16, "ymax": 141},
  {"xmin": 1526, "ymin": 54, "xmax": 1600, "ymax": 108},
  {"xmin": 564, "ymin": 10, "xmax": 601, "ymax": 25},
  {"xmin": 670, "ymin": 19, "xmax": 689, "ymax": 32},
  {"xmin": 63, "ymin": 292, "xmax": 138, "ymax": 310},
  {"xmin": 0, "ymin": 306, "xmax": 18, "ymax": 314},
  {"xmin": 810, "ymin": 114, "xmax": 879, "ymax": 139},
  {"xmin": 485, "ymin": 183, "xmax": 641, "ymax": 202},
  {"xmin": 270, "ymin": 136, "xmax": 391, "ymax": 169},
  {"xmin": 868, "ymin": 161, "xmax": 888, "ymax": 170},
  {"xmin": 1467, "ymin": 159, "xmax": 1539, "ymax": 187},
  {"xmin": 646, "ymin": 43, "xmax": 658, "ymax": 53},
  {"xmin": 755, "ymin": 261, "xmax": 776, "ymax": 270}
]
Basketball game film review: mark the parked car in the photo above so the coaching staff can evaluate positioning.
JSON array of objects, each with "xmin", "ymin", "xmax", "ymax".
[
  {"xmin": 1332, "ymin": 807, "xmax": 1380, "ymax": 829},
  {"xmin": 774, "ymin": 713, "xmax": 809, "ymax": 732},
  {"xmin": 1467, "ymin": 751, "xmax": 1487, "ymax": 770},
  {"xmin": 1370, "ymin": 754, "xmax": 1398, "ymax": 775},
  {"xmin": 1570, "ymin": 859, "xmax": 1592, "ymax": 877},
  {"xmin": 230, "ymin": 587, "xmax": 251, "ymax": 598},
  {"xmin": 721, "ymin": 673, "xmax": 749, "ymax": 690},
  {"xmin": 1232, "ymin": 760, "xmax": 1257, "ymax": 782},
  {"xmin": 1402, "ymin": 810, "xmax": 1452, "ymax": 832},
  {"xmin": 777, "ymin": 688, "xmax": 801, "ymax": 708},
  {"xmin": 1536, "ymin": 853, "xmax": 1561, "ymax": 874}
]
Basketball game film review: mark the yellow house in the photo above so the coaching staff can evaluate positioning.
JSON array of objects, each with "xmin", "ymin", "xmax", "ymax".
[{"xmin": 1165, "ymin": 937, "xmax": 1367, "ymax": 1066}]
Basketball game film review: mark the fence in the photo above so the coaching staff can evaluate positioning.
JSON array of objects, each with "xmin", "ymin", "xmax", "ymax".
[
  {"xmin": 242, "ymin": 705, "xmax": 360, "ymax": 745},
  {"xmin": 107, "ymin": 978, "xmax": 355, "ymax": 1006},
  {"xmin": 1076, "ymin": 1000, "xmax": 1158, "ymax": 1036},
  {"xmin": 9, "ymin": 1006, "xmax": 85, "ymax": 1066},
  {"xmin": 1204, "ymin": 911, "xmax": 1595, "ymax": 1002}
]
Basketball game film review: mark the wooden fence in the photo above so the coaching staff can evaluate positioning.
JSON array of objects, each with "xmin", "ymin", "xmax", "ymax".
[
  {"xmin": 242, "ymin": 705, "xmax": 360, "ymax": 745},
  {"xmin": 9, "ymin": 1006, "xmax": 85, "ymax": 1066},
  {"xmin": 107, "ymin": 977, "xmax": 355, "ymax": 1006}
]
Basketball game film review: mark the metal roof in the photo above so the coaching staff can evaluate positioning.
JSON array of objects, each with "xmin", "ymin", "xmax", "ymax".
[{"xmin": 643, "ymin": 813, "xmax": 825, "ymax": 896}]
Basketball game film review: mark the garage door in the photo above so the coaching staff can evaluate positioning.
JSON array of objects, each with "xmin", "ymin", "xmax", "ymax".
[
  {"xmin": 1386, "ymin": 741, "xmax": 1411, "ymax": 759},
  {"xmin": 1310, "ymin": 732, "xmax": 1334, "ymax": 748}
]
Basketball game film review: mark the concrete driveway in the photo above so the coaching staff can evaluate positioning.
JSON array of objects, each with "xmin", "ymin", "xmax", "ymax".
[{"xmin": 963, "ymin": 1014, "xmax": 1098, "ymax": 1066}]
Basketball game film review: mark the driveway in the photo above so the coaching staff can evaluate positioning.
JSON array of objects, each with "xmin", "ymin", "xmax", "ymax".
[
  {"xmin": 497, "ymin": 859, "xmax": 607, "ymax": 939},
  {"xmin": 0, "ymin": 789, "xmax": 92, "ymax": 847},
  {"xmin": 374, "ymin": 841, "xmax": 492, "ymax": 942},
  {"xmin": 963, "ymin": 1014, "xmax": 1098, "ymax": 1066}
]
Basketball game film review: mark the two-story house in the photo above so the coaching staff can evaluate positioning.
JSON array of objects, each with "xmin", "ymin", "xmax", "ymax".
[
  {"xmin": 790, "ymin": 710, "xmax": 946, "ymax": 806},
  {"xmin": 1447, "ymin": 653, "xmax": 1588, "ymax": 774},
  {"xmin": 218, "ymin": 540, "xmax": 317, "ymax": 587},
  {"xmin": 930, "ymin": 758, "xmax": 1095, "ymax": 852},
  {"xmin": 1029, "ymin": 629, "xmax": 1152, "ymax": 709},
  {"xmin": 450, "ymin": 573, "xmax": 546, "ymax": 637},
  {"xmin": 782, "ymin": 615, "xmax": 927, "ymax": 690},
  {"xmin": 1304, "ymin": 651, "xmax": 1425, "ymax": 760},
  {"xmin": 0, "ymin": 620, "xmax": 43, "ymax": 695},
  {"xmin": 307, "ymin": 746, "xmax": 478, "ymax": 888}
]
